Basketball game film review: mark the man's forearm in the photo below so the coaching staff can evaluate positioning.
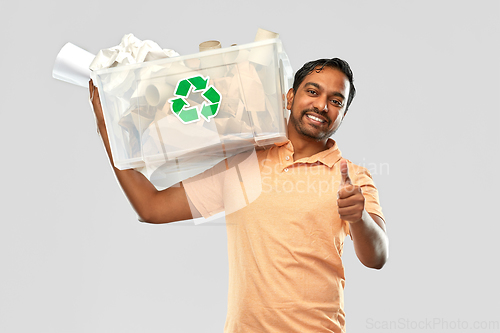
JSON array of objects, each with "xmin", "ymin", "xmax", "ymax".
[
  {"xmin": 96, "ymin": 120, "xmax": 162, "ymax": 221},
  {"xmin": 349, "ymin": 210, "xmax": 388, "ymax": 269}
]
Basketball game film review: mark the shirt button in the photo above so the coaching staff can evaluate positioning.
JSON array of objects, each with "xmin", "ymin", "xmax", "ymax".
[
  {"xmin": 284, "ymin": 168, "xmax": 289, "ymax": 172},
  {"xmin": 285, "ymin": 156, "xmax": 290, "ymax": 161}
]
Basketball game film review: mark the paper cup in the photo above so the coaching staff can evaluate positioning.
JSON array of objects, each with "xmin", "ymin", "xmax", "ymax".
[{"xmin": 52, "ymin": 42, "xmax": 95, "ymax": 88}]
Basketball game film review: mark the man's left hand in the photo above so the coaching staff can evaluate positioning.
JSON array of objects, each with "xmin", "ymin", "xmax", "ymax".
[{"xmin": 337, "ymin": 159, "xmax": 365, "ymax": 223}]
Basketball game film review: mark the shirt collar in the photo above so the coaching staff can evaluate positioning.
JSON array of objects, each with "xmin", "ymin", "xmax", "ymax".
[{"xmin": 275, "ymin": 138, "xmax": 342, "ymax": 169}]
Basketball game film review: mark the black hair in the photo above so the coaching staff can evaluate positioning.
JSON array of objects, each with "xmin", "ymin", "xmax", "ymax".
[{"xmin": 292, "ymin": 58, "xmax": 356, "ymax": 112}]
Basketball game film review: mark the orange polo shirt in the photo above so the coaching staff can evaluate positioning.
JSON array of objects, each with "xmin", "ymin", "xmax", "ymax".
[{"xmin": 183, "ymin": 139, "xmax": 384, "ymax": 333}]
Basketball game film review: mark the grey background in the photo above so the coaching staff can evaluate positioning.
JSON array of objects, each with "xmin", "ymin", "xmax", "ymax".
[{"xmin": 1, "ymin": 0, "xmax": 499, "ymax": 332}]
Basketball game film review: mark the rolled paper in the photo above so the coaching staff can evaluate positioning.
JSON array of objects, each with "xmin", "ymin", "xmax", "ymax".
[
  {"xmin": 198, "ymin": 40, "xmax": 225, "ymax": 77},
  {"xmin": 254, "ymin": 28, "xmax": 279, "ymax": 42},
  {"xmin": 52, "ymin": 42, "xmax": 95, "ymax": 87},
  {"xmin": 199, "ymin": 40, "xmax": 221, "ymax": 52},
  {"xmin": 145, "ymin": 82, "xmax": 175, "ymax": 107},
  {"xmin": 249, "ymin": 50, "xmax": 272, "ymax": 66},
  {"xmin": 198, "ymin": 40, "xmax": 227, "ymax": 77},
  {"xmin": 249, "ymin": 29, "xmax": 279, "ymax": 66}
]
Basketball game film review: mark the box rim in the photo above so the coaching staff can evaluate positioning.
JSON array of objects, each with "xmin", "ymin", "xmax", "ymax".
[{"xmin": 91, "ymin": 38, "xmax": 283, "ymax": 76}]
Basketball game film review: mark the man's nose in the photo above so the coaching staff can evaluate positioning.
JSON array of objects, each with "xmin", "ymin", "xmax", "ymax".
[{"xmin": 313, "ymin": 97, "xmax": 328, "ymax": 112}]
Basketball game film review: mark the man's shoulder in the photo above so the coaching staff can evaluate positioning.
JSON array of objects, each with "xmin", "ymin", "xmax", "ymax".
[
  {"xmin": 342, "ymin": 158, "xmax": 372, "ymax": 176},
  {"xmin": 229, "ymin": 145, "xmax": 280, "ymax": 161}
]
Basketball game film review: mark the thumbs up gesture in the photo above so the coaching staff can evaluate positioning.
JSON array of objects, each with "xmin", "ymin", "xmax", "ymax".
[{"xmin": 337, "ymin": 159, "xmax": 365, "ymax": 223}]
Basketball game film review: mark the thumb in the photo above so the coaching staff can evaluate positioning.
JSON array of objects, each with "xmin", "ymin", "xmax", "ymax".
[{"xmin": 340, "ymin": 159, "xmax": 352, "ymax": 186}]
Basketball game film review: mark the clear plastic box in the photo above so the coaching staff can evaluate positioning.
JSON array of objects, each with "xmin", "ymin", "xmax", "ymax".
[{"xmin": 91, "ymin": 38, "xmax": 293, "ymax": 175}]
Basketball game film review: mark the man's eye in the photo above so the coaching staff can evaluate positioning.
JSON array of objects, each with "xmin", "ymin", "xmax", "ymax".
[
  {"xmin": 308, "ymin": 90, "xmax": 317, "ymax": 95},
  {"xmin": 331, "ymin": 100, "xmax": 343, "ymax": 107}
]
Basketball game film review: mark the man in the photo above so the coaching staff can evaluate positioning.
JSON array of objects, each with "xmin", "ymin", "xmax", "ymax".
[{"xmin": 89, "ymin": 58, "xmax": 388, "ymax": 333}]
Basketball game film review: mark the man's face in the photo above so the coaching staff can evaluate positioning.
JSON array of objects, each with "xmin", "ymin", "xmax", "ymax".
[{"xmin": 287, "ymin": 67, "xmax": 350, "ymax": 141}]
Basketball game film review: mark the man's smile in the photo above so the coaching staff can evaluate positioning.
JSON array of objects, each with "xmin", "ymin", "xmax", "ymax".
[{"xmin": 303, "ymin": 111, "xmax": 329, "ymax": 125}]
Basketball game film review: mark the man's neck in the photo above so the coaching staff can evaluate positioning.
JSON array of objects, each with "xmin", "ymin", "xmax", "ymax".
[{"xmin": 288, "ymin": 133, "xmax": 330, "ymax": 161}]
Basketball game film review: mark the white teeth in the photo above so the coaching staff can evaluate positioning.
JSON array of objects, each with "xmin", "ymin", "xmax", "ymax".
[{"xmin": 307, "ymin": 114, "xmax": 325, "ymax": 123}]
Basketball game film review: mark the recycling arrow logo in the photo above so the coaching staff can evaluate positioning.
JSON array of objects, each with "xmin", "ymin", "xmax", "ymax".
[{"xmin": 167, "ymin": 75, "xmax": 221, "ymax": 124}]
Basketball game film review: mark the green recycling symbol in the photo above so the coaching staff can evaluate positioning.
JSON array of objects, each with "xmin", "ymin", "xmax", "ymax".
[{"xmin": 168, "ymin": 75, "xmax": 221, "ymax": 124}]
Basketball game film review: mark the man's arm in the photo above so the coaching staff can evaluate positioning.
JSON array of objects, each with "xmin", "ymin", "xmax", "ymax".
[
  {"xmin": 89, "ymin": 80, "xmax": 196, "ymax": 223},
  {"xmin": 337, "ymin": 159, "xmax": 389, "ymax": 269}
]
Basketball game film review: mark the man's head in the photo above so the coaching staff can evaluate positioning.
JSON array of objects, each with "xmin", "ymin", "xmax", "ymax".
[
  {"xmin": 292, "ymin": 58, "xmax": 356, "ymax": 113},
  {"xmin": 286, "ymin": 58, "xmax": 355, "ymax": 141}
]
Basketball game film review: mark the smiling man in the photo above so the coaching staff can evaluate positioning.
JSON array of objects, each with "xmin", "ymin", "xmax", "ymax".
[
  {"xmin": 90, "ymin": 57, "xmax": 388, "ymax": 333},
  {"xmin": 286, "ymin": 61, "xmax": 350, "ymax": 159},
  {"xmin": 184, "ymin": 59, "xmax": 388, "ymax": 332}
]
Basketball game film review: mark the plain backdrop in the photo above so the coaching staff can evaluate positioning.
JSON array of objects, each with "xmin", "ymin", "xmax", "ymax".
[{"xmin": 1, "ymin": 0, "xmax": 499, "ymax": 332}]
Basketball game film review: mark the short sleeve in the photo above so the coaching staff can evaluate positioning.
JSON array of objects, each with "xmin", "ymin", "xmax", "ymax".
[
  {"xmin": 182, "ymin": 159, "xmax": 227, "ymax": 218},
  {"xmin": 351, "ymin": 162, "xmax": 385, "ymax": 222}
]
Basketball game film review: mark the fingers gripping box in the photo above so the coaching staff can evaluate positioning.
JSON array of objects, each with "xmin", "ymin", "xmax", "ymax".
[{"xmin": 91, "ymin": 38, "xmax": 293, "ymax": 178}]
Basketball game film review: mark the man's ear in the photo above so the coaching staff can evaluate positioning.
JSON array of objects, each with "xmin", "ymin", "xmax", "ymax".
[{"xmin": 286, "ymin": 88, "xmax": 294, "ymax": 110}]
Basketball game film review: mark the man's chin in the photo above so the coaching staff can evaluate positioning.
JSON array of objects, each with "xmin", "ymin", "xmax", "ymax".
[
  {"xmin": 299, "ymin": 121, "xmax": 332, "ymax": 141},
  {"xmin": 298, "ymin": 129, "xmax": 331, "ymax": 142}
]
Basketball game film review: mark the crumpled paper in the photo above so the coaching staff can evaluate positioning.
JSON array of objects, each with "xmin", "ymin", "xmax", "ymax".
[
  {"xmin": 90, "ymin": 34, "xmax": 181, "ymax": 98},
  {"xmin": 89, "ymin": 33, "xmax": 179, "ymax": 71}
]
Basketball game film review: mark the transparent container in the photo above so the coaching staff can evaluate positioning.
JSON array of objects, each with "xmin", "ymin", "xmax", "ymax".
[{"xmin": 91, "ymin": 38, "xmax": 293, "ymax": 174}]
